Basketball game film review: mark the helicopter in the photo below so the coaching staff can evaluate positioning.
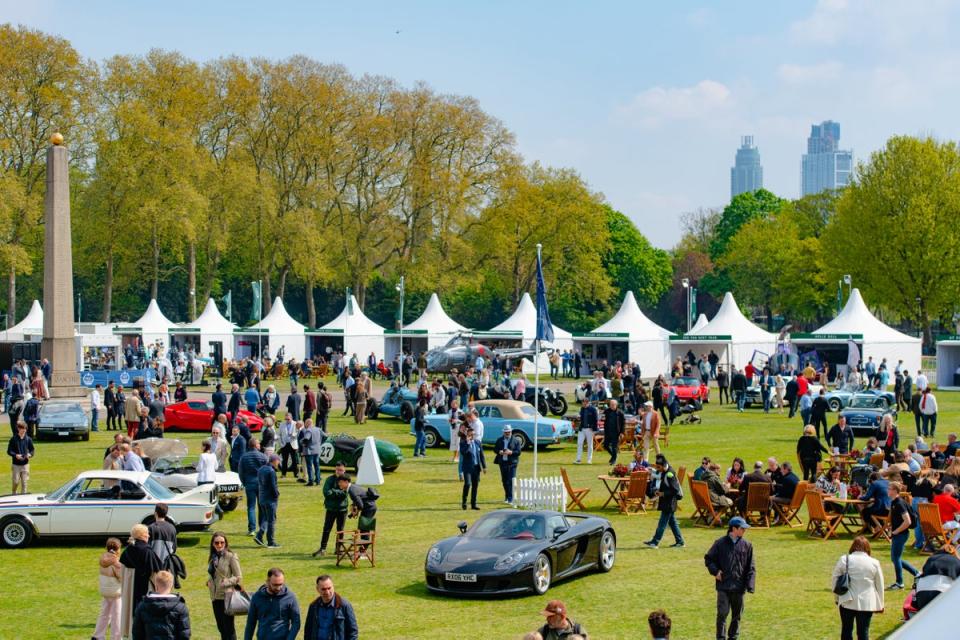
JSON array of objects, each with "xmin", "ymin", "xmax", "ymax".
[{"xmin": 424, "ymin": 332, "xmax": 536, "ymax": 373}]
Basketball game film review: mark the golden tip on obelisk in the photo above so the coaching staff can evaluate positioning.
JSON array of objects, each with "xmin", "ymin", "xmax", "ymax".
[{"xmin": 50, "ymin": 132, "xmax": 64, "ymax": 146}]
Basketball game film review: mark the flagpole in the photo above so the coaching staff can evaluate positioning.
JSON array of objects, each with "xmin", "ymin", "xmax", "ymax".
[
  {"xmin": 533, "ymin": 244, "xmax": 542, "ymax": 481},
  {"xmin": 257, "ymin": 280, "xmax": 262, "ymax": 363}
]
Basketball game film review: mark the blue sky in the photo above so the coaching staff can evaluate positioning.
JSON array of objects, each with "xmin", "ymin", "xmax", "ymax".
[{"xmin": 5, "ymin": 0, "xmax": 960, "ymax": 247}]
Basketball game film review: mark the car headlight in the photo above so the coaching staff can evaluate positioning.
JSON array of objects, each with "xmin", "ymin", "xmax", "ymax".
[
  {"xmin": 494, "ymin": 551, "xmax": 525, "ymax": 571},
  {"xmin": 427, "ymin": 546, "xmax": 442, "ymax": 565}
]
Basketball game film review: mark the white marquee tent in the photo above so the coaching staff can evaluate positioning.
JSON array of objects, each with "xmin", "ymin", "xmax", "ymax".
[
  {"xmin": 0, "ymin": 300, "xmax": 43, "ymax": 342},
  {"xmin": 690, "ymin": 313, "xmax": 709, "ymax": 333},
  {"xmin": 573, "ymin": 291, "xmax": 673, "ymax": 377},
  {"xmin": 173, "ymin": 298, "xmax": 238, "ymax": 361},
  {"xmin": 112, "ymin": 299, "xmax": 177, "ymax": 350},
  {"xmin": 309, "ymin": 295, "xmax": 384, "ymax": 361},
  {"xmin": 797, "ymin": 288, "xmax": 921, "ymax": 377},
  {"xmin": 236, "ymin": 297, "xmax": 306, "ymax": 361},
  {"xmin": 671, "ymin": 291, "xmax": 777, "ymax": 368},
  {"xmin": 488, "ymin": 292, "xmax": 573, "ymax": 351},
  {"xmin": 386, "ymin": 293, "xmax": 467, "ymax": 360}
]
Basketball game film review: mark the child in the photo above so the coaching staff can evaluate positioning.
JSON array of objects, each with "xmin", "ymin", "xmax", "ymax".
[{"xmin": 93, "ymin": 537, "xmax": 123, "ymax": 640}]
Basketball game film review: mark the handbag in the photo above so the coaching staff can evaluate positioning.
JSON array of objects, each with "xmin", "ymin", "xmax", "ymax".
[
  {"xmin": 833, "ymin": 555, "xmax": 850, "ymax": 595},
  {"xmin": 224, "ymin": 587, "xmax": 251, "ymax": 616}
]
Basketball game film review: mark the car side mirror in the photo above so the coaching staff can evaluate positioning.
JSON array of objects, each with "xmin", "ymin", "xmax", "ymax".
[
  {"xmin": 457, "ymin": 521, "xmax": 468, "ymax": 535},
  {"xmin": 552, "ymin": 526, "xmax": 569, "ymax": 539}
]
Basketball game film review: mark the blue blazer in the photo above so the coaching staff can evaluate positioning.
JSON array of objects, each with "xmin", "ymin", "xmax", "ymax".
[
  {"xmin": 459, "ymin": 439, "xmax": 486, "ymax": 473},
  {"xmin": 492, "ymin": 436, "xmax": 521, "ymax": 467}
]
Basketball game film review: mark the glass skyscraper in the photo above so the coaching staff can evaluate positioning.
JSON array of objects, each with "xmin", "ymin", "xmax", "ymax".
[
  {"xmin": 801, "ymin": 120, "xmax": 853, "ymax": 196},
  {"xmin": 730, "ymin": 135, "xmax": 763, "ymax": 198}
]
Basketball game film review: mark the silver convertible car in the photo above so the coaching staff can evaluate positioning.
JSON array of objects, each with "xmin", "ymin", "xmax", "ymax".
[
  {"xmin": 0, "ymin": 470, "xmax": 218, "ymax": 548},
  {"xmin": 137, "ymin": 438, "xmax": 243, "ymax": 511}
]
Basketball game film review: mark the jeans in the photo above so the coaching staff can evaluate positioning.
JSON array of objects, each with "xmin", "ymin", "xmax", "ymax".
[
  {"xmin": 304, "ymin": 453, "xmax": 320, "ymax": 484},
  {"xmin": 317, "ymin": 412, "xmax": 328, "ymax": 431},
  {"xmin": 498, "ymin": 463, "xmax": 517, "ymax": 501},
  {"xmin": 651, "ymin": 509, "xmax": 683, "ymax": 545},
  {"xmin": 91, "ymin": 407, "xmax": 99, "ymax": 431},
  {"xmin": 735, "ymin": 391, "xmax": 745, "ymax": 411},
  {"xmin": 605, "ymin": 440, "xmax": 619, "ymax": 464},
  {"xmin": 761, "ymin": 390, "xmax": 771, "ymax": 413},
  {"xmin": 576, "ymin": 428, "xmax": 594, "ymax": 463},
  {"xmin": 891, "ymin": 530, "xmax": 918, "ymax": 585},
  {"xmin": 321, "ymin": 510, "xmax": 347, "ymax": 550},
  {"xmin": 462, "ymin": 468, "xmax": 481, "ymax": 507},
  {"xmin": 718, "ymin": 386, "xmax": 729, "ymax": 404},
  {"xmin": 913, "ymin": 497, "xmax": 928, "ymax": 547},
  {"xmin": 839, "ymin": 606, "xmax": 872, "ymax": 640},
  {"xmin": 257, "ymin": 500, "xmax": 277, "ymax": 544},
  {"xmin": 244, "ymin": 484, "xmax": 258, "ymax": 533},
  {"xmin": 800, "ymin": 408, "xmax": 811, "ymax": 429},
  {"xmin": 414, "ymin": 430, "xmax": 427, "ymax": 456},
  {"xmin": 716, "ymin": 590, "xmax": 744, "ymax": 640},
  {"xmin": 921, "ymin": 413, "xmax": 937, "ymax": 437}
]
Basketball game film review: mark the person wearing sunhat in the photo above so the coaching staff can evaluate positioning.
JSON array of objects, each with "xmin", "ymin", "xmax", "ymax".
[
  {"xmin": 704, "ymin": 516, "xmax": 756, "ymax": 640},
  {"xmin": 536, "ymin": 599, "xmax": 587, "ymax": 640},
  {"xmin": 493, "ymin": 425, "xmax": 522, "ymax": 504}
]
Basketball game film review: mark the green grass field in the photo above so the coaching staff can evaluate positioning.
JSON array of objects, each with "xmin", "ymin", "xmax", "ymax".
[{"xmin": 1, "ymin": 383, "xmax": 947, "ymax": 639}]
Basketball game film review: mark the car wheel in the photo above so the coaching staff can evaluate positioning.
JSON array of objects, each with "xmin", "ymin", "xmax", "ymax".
[
  {"xmin": 548, "ymin": 396, "xmax": 568, "ymax": 416},
  {"xmin": 511, "ymin": 431, "xmax": 530, "ymax": 450},
  {"xmin": 141, "ymin": 515, "xmax": 157, "ymax": 526},
  {"xmin": 424, "ymin": 427, "xmax": 441, "ymax": 448},
  {"xmin": 1, "ymin": 517, "xmax": 33, "ymax": 549},
  {"xmin": 829, "ymin": 398, "xmax": 842, "ymax": 412},
  {"xmin": 399, "ymin": 401, "xmax": 415, "ymax": 423},
  {"xmin": 531, "ymin": 553, "xmax": 552, "ymax": 595},
  {"xmin": 382, "ymin": 465, "xmax": 399, "ymax": 473},
  {"xmin": 598, "ymin": 530, "xmax": 616, "ymax": 572},
  {"xmin": 81, "ymin": 431, "xmax": 90, "ymax": 441},
  {"xmin": 367, "ymin": 400, "xmax": 379, "ymax": 419},
  {"xmin": 220, "ymin": 498, "xmax": 239, "ymax": 512}
]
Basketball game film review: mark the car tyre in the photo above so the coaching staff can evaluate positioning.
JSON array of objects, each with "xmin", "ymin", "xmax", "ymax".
[
  {"xmin": 598, "ymin": 530, "xmax": 616, "ymax": 572},
  {"xmin": 81, "ymin": 431, "xmax": 90, "ymax": 441},
  {"xmin": 220, "ymin": 498, "xmax": 239, "ymax": 512},
  {"xmin": 399, "ymin": 401, "xmax": 415, "ymax": 423},
  {"xmin": 0, "ymin": 517, "xmax": 33, "ymax": 549},
  {"xmin": 829, "ymin": 398, "xmax": 842, "ymax": 412},
  {"xmin": 511, "ymin": 431, "xmax": 530, "ymax": 450},
  {"xmin": 531, "ymin": 553, "xmax": 552, "ymax": 595},
  {"xmin": 424, "ymin": 427, "xmax": 441, "ymax": 448}
]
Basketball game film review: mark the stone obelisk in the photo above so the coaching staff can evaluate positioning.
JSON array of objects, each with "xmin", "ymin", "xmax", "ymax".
[{"xmin": 41, "ymin": 133, "xmax": 84, "ymax": 398}]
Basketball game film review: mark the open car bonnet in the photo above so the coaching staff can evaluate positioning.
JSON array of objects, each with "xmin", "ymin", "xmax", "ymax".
[{"xmin": 134, "ymin": 438, "xmax": 189, "ymax": 460}]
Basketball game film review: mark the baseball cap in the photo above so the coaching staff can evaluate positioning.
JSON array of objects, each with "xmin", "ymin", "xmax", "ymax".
[
  {"xmin": 729, "ymin": 516, "xmax": 751, "ymax": 529},
  {"xmin": 540, "ymin": 599, "xmax": 566, "ymax": 617}
]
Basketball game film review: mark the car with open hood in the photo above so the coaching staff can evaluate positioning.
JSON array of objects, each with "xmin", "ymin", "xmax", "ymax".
[{"xmin": 136, "ymin": 438, "xmax": 243, "ymax": 511}]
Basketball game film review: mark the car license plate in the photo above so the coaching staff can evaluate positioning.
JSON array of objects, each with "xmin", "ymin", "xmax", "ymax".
[
  {"xmin": 445, "ymin": 572, "xmax": 477, "ymax": 583},
  {"xmin": 58, "ymin": 431, "xmax": 68, "ymax": 436}
]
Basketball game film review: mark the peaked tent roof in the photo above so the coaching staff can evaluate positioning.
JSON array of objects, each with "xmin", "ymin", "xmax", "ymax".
[
  {"xmin": 687, "ymin": 292, "xmax": 776, "ymax": 342},
  {"xmin": 489, "ymin": 292, "xmax": 571, "ymax": 340},
  {"xmin": 250, "ymin": 297, "xmax": 306, "ymax": 333},
  {"xmin": 691, "ymin": 313, "xmax": 709, "ymax": 333},
  {"xmin": 135, "ymin": 299, "xmax": 176, "ymax": 332},
  {"xmin": 814, "ymin": 288, "xmax": 920, "ymax": 343},
  {"xmin": 593, "ymin": 291, "xmax": 673, "ymax": 339},
  {"xmin": 319, "ymin": 295, "xmax": 384, "ymax": 335},
  {"xmin": 187, "ymin": 298, "xmax": 237, "ymax": 333},
  {"xmin": 404, "ymin": 293, "xmax": 466, "ymax": 334},
  {"xmin": 0, "ymin": 299, "xmax": 43, "ymax": 339}
]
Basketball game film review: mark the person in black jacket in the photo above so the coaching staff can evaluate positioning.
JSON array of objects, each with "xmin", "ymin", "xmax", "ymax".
[
  {"xmin": 810, "ymin": 389, "xmax": 830, "ymax": 440},
  {"xmin": 8, "ymin": 422, "xmax": 34, "ymax": 494},
  {"xmin": 132, "ymin": 569, "xmax": 191, "ymax": 640},
  {"xmin": 915, "ymin": 548, "xmax": 960, "ymax": 610},
  {"xmin": 286, "ymin": 386, "xmax": 302, "ymax": 422},
  {"xmin": 576, "ymin": 399, "xmax": 599, "ymax": 464},
  {"xmin": 303, "ymin": 574, "xmax": 359, "ymax": 640},
  {"xmin": 227, "ymin": 384, "xmax": 242, "ymax": 426},
  {"xmin": 459, "ymin": 427, "xmax": 486, "ymax": 510},
  {"xmin": 104, "ymin": 381, "xmax": 118, "ymax": 430},
  {"xmin": 785, "ymin": 377, "xmax": 799, "ymax": 418},
  {"xmin": 493, "ymin": 425, "xmax": 522, "ymax": 503},
  {"xmin": 705, "ymin": 516, "xmax": 756, "ymax": 640},
  {"xmin": 121, "ymin": 524, "xmax": 163, "ymax": 610},
  {"xmin": 730, "ymin": 369, "xmax": 747, "ymax": 413},
  {"xmin": 645, "ymin": 455, "xmax": 685, "ymax": 548},
  {"xmin": 796, "ymin": 425, "xmax": 829, "ymax": 481},
  {"xmin": 211, "ymin": 383, "xmax": 227, "ymax": 427},
  {"xmin": 716, "ymin": 366, "xmax": 729, "ymax": 405},
  {"xmin": 603, "ymin": 400, "xmax": 626, "ymax": 464},
  {"xmin": 828, "ymin": 416, "xmax": 856, "ymax": 455}
]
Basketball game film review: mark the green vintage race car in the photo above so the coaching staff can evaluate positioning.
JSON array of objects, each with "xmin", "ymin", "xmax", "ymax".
[{"xmin": 318, "ymin": 433, "xmax": 404, "ymax": 472}]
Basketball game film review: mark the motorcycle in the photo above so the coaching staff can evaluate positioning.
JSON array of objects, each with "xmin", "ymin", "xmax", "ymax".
[{"xmin": 522, "ymin": 386, "xmax": 568, "ymax": 417}]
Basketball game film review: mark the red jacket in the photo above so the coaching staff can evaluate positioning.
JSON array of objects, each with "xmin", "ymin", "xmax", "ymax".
[{"xmin": 797, "ymin": 376, "xmax": 809, "ymax": 397}]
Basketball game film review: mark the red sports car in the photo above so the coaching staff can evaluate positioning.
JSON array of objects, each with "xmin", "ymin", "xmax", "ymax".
[
  {"xmin": 670, "ymin": 376, "xmax": 709, "ymax": 407},
  {"xmin": 163, "ymin": 400, "xmax": 264, "ymax": 432}
]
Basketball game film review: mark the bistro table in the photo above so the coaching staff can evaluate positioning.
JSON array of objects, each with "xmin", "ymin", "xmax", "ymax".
[
  {"xmin": 824, "ymin": 497, "xmax": 870, "ymax": 534},
  {"xmin": 597, "ymin": 475, "xmax": 631, "ymax": 509},
  {"xmin": 828, "ymin": 455, "xmax": 859, "ymax": 479}
]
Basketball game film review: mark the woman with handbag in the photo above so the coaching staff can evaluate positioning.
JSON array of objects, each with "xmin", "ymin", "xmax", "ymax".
[
  {"xmin": 831, "ymin": 536, "xmax": 884, "ymax": 640},
  {"xmin": 207, "ymin": 532, "xmax": 243, "ymax": 640}
]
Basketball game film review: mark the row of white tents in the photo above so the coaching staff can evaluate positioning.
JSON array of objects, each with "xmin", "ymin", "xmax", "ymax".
[{"xmin": 1, "ymin": 287, "xmax": 926, "ymax": 378}]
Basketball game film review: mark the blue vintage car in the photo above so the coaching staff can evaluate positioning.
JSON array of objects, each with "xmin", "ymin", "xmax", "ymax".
[
  {"xmin": 371, "ymin": 385, "xmax": 419, "ymax": 421},
  {"xmin": 839, "ymin": 393, "xmax": 897, "ymax": 437},
  {"xmin": 412, "ymin": 399, "xmax": 574, "ymax": 450},
  {"xmin": 825, "ymin": 387, "xmax": 896, "ymax": 412}
]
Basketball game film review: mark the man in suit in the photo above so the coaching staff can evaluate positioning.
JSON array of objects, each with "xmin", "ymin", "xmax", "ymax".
[
  {"xmin": 459, "ymin": 426, "xmax": 486, "ymax": 510},
  {"xmin": 229, "ymin": 424, "xmax": 247, "ymax": 472},
  {"xmin": 211, "ymin": 383, "xmax": 227, "ymax": 427},
  {"xmin": 286, "ymin": 385, "xmax": 302, "ymax": 422},
  {"xmin": 603, "ymin": 399, "xmax": 626, "ymax": 465},
  {"xmin": 493, "ymin": 425, "xmax": 522, "ymax": 504},
  {"xmin": 226, "ymin": 383, "xmax": 242, "ymax": 426}
]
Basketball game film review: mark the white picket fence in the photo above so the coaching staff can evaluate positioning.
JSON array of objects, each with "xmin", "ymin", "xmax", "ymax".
[{"xmin": 513, "ymin": 476, "xmax": 567, "ymax": 512}]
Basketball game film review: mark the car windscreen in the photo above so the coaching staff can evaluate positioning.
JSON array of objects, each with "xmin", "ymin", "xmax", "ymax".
[
  {"xmin": 677, "ymin": 378, "xmax": 699, "ymax": 386},
  {"xmin": 143, "ymin": 476, "xmax": 176, "ymax": 500},
  {"xmin": 41, "ymin": 404, "xmax": 82, "ymax": 414},
  {"xmin": 467, "ymin": 512, "xmax": 546, "ymax": 540},
  {"xmin": 850, "ymin": 397, "xmax": 883, "ymax": 409},
  {"xmin": 45, "ymin": 478, "xmax": 79, "ymax": 501}
]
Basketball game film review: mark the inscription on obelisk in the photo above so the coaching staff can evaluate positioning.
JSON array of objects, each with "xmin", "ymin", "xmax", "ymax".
[{"xmin": 41, "ymin": 133, "xmax": 83, "ymax": 394}]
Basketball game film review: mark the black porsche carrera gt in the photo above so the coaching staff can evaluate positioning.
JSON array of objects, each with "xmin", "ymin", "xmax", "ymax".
[{"xmin": 425, "ymin": 510, "xmax": 616, "ymax": 596}]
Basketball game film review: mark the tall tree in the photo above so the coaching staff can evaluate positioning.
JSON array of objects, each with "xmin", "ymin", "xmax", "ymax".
[
  {"xmin": 602, "ymin": 206, "xmax": 672, "ymax": 307},
  {"xmin": 709, "ymin": 189, "xmax": 785, "ymax": 260}
]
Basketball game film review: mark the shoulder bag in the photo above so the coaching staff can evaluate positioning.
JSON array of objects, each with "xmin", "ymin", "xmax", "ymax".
[
  {"xmin": 833, "ymin": 555, "xmax": 850, "ymax": 595},
  {"xmin": 224, "ymin": 586, "xmax": 251, "ymax": 616}
]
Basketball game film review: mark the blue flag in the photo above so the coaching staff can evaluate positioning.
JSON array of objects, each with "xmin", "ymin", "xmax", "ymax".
[{"xmin": 535, "ymin": 250, "xmax": 554, "ymax": 344}]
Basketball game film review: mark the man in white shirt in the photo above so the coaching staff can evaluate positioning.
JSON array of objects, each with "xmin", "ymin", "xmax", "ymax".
[
  {"xmin": 466, "ymin": 410, "xmax": 484, "ymax": 443},
  {"xmin": 919, "ymin": 388, "xmax": 938, "ymax": 438},
  {"xmin": 90, "ymin": 384, "xmax": 102, "ymax": 432},
  {"xmin": 277, "ymin": 416, "xmax": 300, "ymax": 479},
  {"xmin": 916, "ymin": 370, "xmax": 928, "ymax": 392}
]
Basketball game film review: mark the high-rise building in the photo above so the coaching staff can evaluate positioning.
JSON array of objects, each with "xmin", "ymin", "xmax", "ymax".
[
  {"xmin": 730, "ymin": 135, "xmax": 763, "ymax": 198},
  {"xmin": 801, "ymin": 120, "xmax": 853, "ymax": 196}
]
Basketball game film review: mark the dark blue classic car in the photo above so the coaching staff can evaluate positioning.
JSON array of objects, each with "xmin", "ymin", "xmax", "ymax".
[
  {"xmin": 839, "ymin": 394, "xmax": 897, "ymax": 436},
  {"xmin": 369, "ymin": 385, "xmax": 419, "ymax": 421}
]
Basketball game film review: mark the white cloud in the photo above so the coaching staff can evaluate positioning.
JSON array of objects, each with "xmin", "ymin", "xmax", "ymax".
[
  {"xmin": 789, "ymin": 0, "xmax": 958, "ymax": 47},
  {"xmin": 614, "ymin": 80, "xmax": 733, "ymax": 128},
  {"xmin": 777, "ymin": 61, "xmax": 843, "ymax": 84}
]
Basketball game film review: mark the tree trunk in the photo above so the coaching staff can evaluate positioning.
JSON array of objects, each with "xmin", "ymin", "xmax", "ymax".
[
  {"xmin": 102, "ymin": 254, "xmax": 114, "ymax": 322},
  {"xmin": 355, "ymin": 280, "xmax": 366, "ymax": 310},
  {"xmin": 201, "ymin": 249, "xmax": 219, "ymax": 303},
  {"xmin": 277, "ymin": 264, "xmax": 289, "ymax": 301},
  {"xmin": 306, "ymin": 280, "xmax": 316, "ymax": 328},
  {"xmin": 187, "ymin": 243, "xmax": 197, "ymax": 320},
  {"xmin": 6, "ymin": 267, "xmax": 15, "ymax": 328},
  {"xmin": 263, "ymin": 275, "xmax": 272, "ymax": 313},
  {"xmin": 151, "ymin": 233, "xmax": 160, "ymax": 301}
]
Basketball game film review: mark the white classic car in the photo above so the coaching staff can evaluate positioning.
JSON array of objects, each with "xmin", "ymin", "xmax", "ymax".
[
  {"xmin": 136, "ymin": 438, "xmax": 243, "ymax": 511},
  {"xmin": 0, "ymin": 469, "xmax": 218, "ymax": 549}
]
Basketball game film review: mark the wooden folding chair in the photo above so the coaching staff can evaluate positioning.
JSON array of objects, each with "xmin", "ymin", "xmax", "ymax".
[
  {"xmin": 869, "ymin": 512, "xmax": 892, "ymax": 541},
  {"xmin": 616, "ymin": 472, "xmax": 649, "ymax": 514},
  {"xmin": 335, "ymin": 529, "xmax": 376, "ymax": 567},
  {"xmin": 620, "ymin": 425, "xmax": 636, "ymax": 451},
  {"xmin": 689, "ymin": 479, "xmax": 722, "ymax": 527},
  {"xmin": 743, "ymin": 482, "xmax": 771, "ymax": 528},
  {"xmin": 658, "ymin": 424, "xmax": 670, "ymax": 448},
  {"xmin": 772, "ymin": 480, "xmax": 808, "ymax": 528},
  {"xmin": 869, "ymin": 453, "xmax": 884, "ymax": 467},
  {"xmin": 919, "ymin": 502, "xmax": 950, "ymax": 553},
  {"xmin": 560, "ymin": 467, "xmax": 590, "ymax": 511},
  {"xmin": 676, "ymin": 465, "xmax": 687, "ymax": 486},
  {"xmin": 805, "ymin": 491, "xmax": 844, "ymax": 540}
]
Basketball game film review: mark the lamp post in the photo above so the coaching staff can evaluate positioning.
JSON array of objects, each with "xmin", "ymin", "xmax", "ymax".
[
  {"xmin": 681, "ymin": 278, "xmax": 690, "ymax": 332},
  {"xmin": 843, "ymin": 274, "xmax": 852, "ymax": 299},
  {"xmin": 916, "ymin": 296, "xmax": 923, "ymax": 339},
  {"xmin": 395, "ymin": 276, "xmax": 405, "ymax": 361}
]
